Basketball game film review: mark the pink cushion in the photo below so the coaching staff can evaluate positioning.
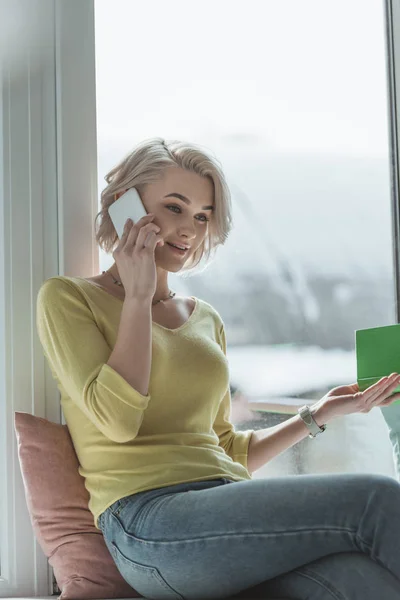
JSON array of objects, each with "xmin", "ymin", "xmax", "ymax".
[{"xmin": 14, "ymin": 411, "xmax": 141, "ymax": 599}]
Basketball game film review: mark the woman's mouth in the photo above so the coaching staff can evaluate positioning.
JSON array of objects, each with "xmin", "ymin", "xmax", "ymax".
[{"xmin": 166, "ymin": 242, "xmax": 188, "ymax": 256}]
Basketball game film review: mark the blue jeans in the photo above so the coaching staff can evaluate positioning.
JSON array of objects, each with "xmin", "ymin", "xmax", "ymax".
[{"xmin": 98, "ymin": 474, "xmax": 400, "ymax": 599}]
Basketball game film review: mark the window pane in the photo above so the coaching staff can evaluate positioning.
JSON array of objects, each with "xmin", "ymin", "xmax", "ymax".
[{"xmin": 94, "ymin": 0, "xmax": 396, "ymax": 478}]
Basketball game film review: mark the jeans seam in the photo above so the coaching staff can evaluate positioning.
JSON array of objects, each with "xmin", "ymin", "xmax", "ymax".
[
  {"xmin": 112, "ymin": 497, "xmax": 130, "ymax": 517},
  {"xmin": 118, "ymin": 525, "xmax": 358, "ymax": 546},
  {"xmin": 294, "ymin": 569, "xmax": 346, "ymax": 600},
  {"xmin": 356, "ymin": 499, "xmax": 376, "ymax": 560}
]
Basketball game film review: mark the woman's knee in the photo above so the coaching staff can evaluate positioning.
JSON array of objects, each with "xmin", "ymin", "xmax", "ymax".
[
  {"xmin": 363, "ymin": 474, "xmax": 400, "ymax": 505},
  {"xmin": 258, "ymin": 552, "xmax": 400, "ymax": 600},
  {"xmin": 342, "ymin": 473, "xmax": 400, "ymax": 506}
]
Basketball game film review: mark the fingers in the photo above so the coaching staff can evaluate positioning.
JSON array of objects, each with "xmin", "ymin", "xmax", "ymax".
[
  {"xmin": 145, "ymin": 230, "xmax": 164, "ymax": 250},
  {"xmin": 364, "ymin": 373, "xmax": 400, "ymax": 407},
  {"xmin": 136, "ymin": 222, "xmax": 161, "ymax": 249},
  {"xmin": 114, "ymin": 215, "xmax": 164, "ymax": 259},
  {"xmin": 380, "ymin": 393, "xmax": 400, "ymax": 407},
  {"xmin": 125, "ymin": 215, "xmax": 159, "ymax": 250},
  {"xmin": 117, "ymin": 214, "xmax": 154, "ymax": 246}
]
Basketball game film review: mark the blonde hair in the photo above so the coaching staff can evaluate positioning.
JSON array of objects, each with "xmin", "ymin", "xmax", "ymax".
[{"xmin": 94, "ymin": 137, "xmax": 233, "ymax": 276}]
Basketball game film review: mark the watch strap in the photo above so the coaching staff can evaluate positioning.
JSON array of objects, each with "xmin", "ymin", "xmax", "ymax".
[{"xmin": 298, "ymin": 405, "xmax": 326, "ymax": 438}]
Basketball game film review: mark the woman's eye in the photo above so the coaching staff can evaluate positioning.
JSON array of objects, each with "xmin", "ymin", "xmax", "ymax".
[{"xmin": 166, "ymin": 205, "xmax": 209, "ymax": 222}]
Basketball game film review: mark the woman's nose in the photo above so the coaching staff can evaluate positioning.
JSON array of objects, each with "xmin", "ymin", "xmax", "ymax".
[{"xmin": 178, "ymin": 223, "xmax": 196, "ymax": 239}]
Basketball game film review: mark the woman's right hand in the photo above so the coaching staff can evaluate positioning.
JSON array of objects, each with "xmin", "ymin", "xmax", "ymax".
[{"xmin": 112, "ymin": 214, "xmax": 164, "ymax": 301}]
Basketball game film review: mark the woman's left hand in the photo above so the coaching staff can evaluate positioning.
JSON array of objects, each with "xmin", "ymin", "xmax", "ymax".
[{"xmin": 315, "ymin": 372, "xmax": 400, "ymax": 421}]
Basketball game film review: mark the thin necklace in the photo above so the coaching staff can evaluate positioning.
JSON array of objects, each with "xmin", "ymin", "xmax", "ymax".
[{"xmin": 102, "ymin": 270, "xmax": 176, "ymax": 306}]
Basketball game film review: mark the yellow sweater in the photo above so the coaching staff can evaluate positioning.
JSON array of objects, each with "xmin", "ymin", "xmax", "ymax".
[{"xmin": 36, "ymin": 276, "xmax": 253, "ymax": 530}]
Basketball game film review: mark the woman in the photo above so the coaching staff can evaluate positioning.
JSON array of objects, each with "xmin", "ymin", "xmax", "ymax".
[{"xmin": 36, "ymin": 138, "xmax": 400, "ymax": 600}]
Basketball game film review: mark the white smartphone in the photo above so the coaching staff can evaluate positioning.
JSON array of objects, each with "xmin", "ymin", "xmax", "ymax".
[{"xmin": 108, "ymin": 188, "xmax": 148, "ymax": 240}]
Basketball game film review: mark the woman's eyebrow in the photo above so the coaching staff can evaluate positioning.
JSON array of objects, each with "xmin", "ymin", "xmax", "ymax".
[{"xmin": 164, "ymin": 192, "xmax": 214, "ymax": 211}]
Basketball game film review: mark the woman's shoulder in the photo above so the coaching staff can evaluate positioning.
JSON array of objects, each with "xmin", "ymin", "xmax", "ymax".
[
  {"xmin": 39, "ymin": 275, "xmax": 81, "ymax": 291},
  {"xmin": 37, "ymin": 275, "xmax": 90, "ymax": 305},
  {"xmin": 194, "ymin": 296, "xmax": 224, "ymax": 327}
]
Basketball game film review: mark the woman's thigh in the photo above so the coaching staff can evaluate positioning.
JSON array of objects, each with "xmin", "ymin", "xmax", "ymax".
[
  {"xmin": 231, "ymin": 552, "xmax": 400, "ymax": 600},
  {"xmin": 100, "ymin": 474, "xmax": 400, "ymax": 599}
]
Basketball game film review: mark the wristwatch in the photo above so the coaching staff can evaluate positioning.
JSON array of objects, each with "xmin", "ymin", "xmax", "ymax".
[{"xmin": 298, "ymin": 405, "xmax": 326, "ymax": 438}]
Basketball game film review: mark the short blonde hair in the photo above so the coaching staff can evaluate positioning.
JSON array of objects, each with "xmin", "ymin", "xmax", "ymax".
[{"xmin": 94, "ymin": 137, "xmax": 233, "ymax": 275}]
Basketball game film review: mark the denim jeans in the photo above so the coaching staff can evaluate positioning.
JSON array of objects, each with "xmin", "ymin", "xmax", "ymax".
[{"xmin": 98, "ymin": 474, "xmax": 400, "ymax": 600}]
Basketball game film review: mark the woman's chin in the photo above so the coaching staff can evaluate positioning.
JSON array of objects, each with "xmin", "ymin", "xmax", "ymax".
[{"xmin": 156, "ymin": 254, "xmax": 187, "ymax": 272}]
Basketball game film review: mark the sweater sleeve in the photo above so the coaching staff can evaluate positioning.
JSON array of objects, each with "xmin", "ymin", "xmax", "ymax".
[
  {"xmin": 213, "ymin": 323, "xmax": 254, "ymax": 471},
  {"xmin": 36, "ymin": 277, "xmax": 150, "ymax": 443}
]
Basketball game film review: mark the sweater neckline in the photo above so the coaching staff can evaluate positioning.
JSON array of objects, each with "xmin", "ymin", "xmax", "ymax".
[{"xmin": 72, "ymin": 276, "xmax": 199, "ymax": 333}]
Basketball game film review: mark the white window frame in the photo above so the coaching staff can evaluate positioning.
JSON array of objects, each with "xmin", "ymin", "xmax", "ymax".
[
  {"xmin": 386, "ymin": 0, "xmax": 400, "ymax": 311},
  {"xmin": 0, "ymin": 0, "xmax": 400, "ymax": 597},
  {"xmin": 0, "ymin": 0, "xmax": 97, "ymax": 596}
]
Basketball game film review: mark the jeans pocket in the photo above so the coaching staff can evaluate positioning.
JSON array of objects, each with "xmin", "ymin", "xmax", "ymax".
[
  {"xmin": 109, "ymin": 495, "xmax": 131, "ymax": 518},
  {"xmin": 111, "ymin": 541, "xmax": 184, "ymax": 600}
]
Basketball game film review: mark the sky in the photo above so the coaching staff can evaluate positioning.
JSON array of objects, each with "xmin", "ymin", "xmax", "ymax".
[
  {"xmin": 94, "ymin": 0, "xmax": 389, "ymax": 158},
  {"xmin": 94, "ymin": 0, "xmax": 394, "ymax": 282}
]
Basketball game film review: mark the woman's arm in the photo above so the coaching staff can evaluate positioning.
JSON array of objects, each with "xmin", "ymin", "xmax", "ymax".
[
  {"xmin": 36, "ymin": 278, "xmax": 152, "ymax": 443},
  {"xmin": 106, "ymin": 297, "xmax": 153, "ymax": 396},
  {"xmin": 247, "ymin": 403, "xmax": 331, "ymax": 474},
  {"xmin": 247, "ymin": 374, "xmax": 400, "ymax": 474}
]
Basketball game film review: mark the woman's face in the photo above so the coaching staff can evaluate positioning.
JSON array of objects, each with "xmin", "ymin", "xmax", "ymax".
[{"xmin": 139, "ymin": 167, "xmax": 215, "ymax": 271}]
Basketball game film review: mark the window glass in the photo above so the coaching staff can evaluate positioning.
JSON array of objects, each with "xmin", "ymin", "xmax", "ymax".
[{"xmin": 94, "ymin": 0, "xmax": 396, "ymax": 478}]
